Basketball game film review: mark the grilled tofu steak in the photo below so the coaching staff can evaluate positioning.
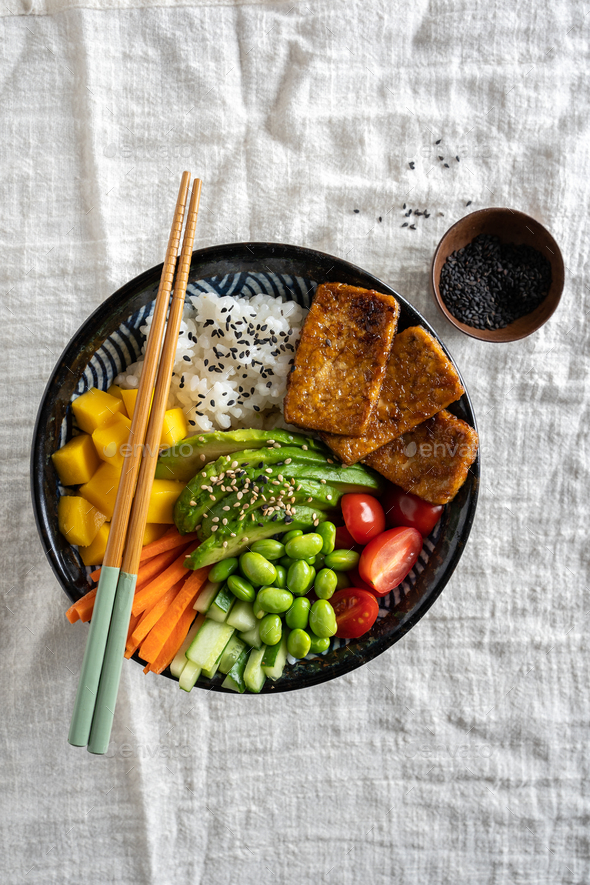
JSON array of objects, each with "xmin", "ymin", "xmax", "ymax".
[
  {"xmin": 322, "ymin": 326, "xmax": 465, "ymax": 464},
  {"xmin": 283, "ymin": 282, "xmax": 400, "ymax": 436},
  {"xmin": 364, "ymin": 410, "xmax": 478, "ymax": 505}
]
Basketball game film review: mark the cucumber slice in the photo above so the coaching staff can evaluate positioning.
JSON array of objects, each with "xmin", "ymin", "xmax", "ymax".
[
  {"xmin": 218, "ymin": 635, "xmax": 247, "ymax": 675},
  {"xmin": 221, "ymin": 648, "xmax": 249, "ymax": 693},
  {"xmin": 179, "ymin": 660, "xmax": 202, "ymax": 692},
  {"xmin": 238, "ymin": 620, "xmax": 262, "ymax": 650},
  {"xmin": 186, "ymin": 620, "xmax": 235, "ymax": 671},
  {"xmin": 226, "ymin": 600, "xmax": 257, "ymax": 633},
  {"xmin": 169, "ymin": 614, "xmax": 205, "ymax": 678},
  {"xmin": 207, "ymin": 584, "xmax": 235, "ymax": 623},
  {"xmin": 262, "ymin": 632, "xmax": 288, "ymax": 681},
  {"xmin": 193, "ymin": 580, "xmax": 221, "ymax": 613},
  {"xmin": 202, "ymin": 648, "xmax": 225, "ymax": 680},
  {"xmin": 244, "ymin": 647, "xmax": 267, "ymax": 693}
]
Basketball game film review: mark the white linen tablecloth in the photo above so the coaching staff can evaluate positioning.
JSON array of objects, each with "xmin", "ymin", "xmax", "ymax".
[{"xmin": 1, "ymin": 1, "xmax": 589, "ymax": 882}]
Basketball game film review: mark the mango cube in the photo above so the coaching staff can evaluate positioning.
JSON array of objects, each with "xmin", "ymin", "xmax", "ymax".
[
  {"xmin": 107, "ymin": 384, "xmax": 126, "ymax": 406},
  {"xmin": 146, "ymin": 480, "xmax": 185, "ymax": 524},
  {"xmin": 72, "ymin": 387, "xmax": 125, "ymax": 434},
  {"xmin": 79, "ymin": 522, "xmax": 110, "ymax": 567},
  {"xmin": 142, "ymin": 523, "xmax": 168, "ymax": 547},
  {"xmin": 79, "ymin": 461, "xmax": 122, "ymax": 520},
  {"xmin": 120, "ymin": 388, "xmax": 139, "ymax": 419},
  {"xmin": 51, "ymin": 433, "xmax": 99, "ymax": 486},
  {"xmin": 58, "ymin": 495, "xmax": 107, "ymax": 547},
  {"xmin": 92, "ymin": 413, "xmax": 132, "ymax": 469},
  {"xmin": 160, "ymin": 408, "xmax": 188, "ymax": 449}
]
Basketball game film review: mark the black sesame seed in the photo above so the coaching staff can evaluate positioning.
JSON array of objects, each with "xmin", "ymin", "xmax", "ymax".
[
  {"xmin": 456, "ymin": 156, "xmax": 460, "ymax": 162},
  {"xmin": 409, "ymin": 224, "xmax": 416, "ymax": 230},
  {"xmin": 438, "ymin": 156, "xmax": 444, "ymax": 161},
  {"xmin": 435, "ymin": 138, "xmax": 441, "ymax": 144},
  {"xmin": 189, "ymin": 419, "xmax": 196, "ymax": 425},
  {"xmin": 253, "ymin": 405, "xmax": 260, "ymax": 411},
  {"xmin": 402, "ymin": 222, "xmax": 408, "ymax": 227},
  {"xmin": 183, "ymin": 355, "xmax": 190, "ymax": 362},
  {"xmin": 444, "ymin": 163, "xmax": 449, "ymax": 168},
  {"xmin": 466, "ymin": 201, "xmax": 472, "ymax": 206},
  {"xmin": 353, "ymin": 209, "xmax": 359, "ymax": 213},
  {"xmin": 210, "ymin": 400, "xmax": 215, "ymax": 406},
  {"xmin": 266, "ymin": 381, "xmax": 272, "ymax": 388},
  {"xmin": 378, "ymin": 216, "xmax": 382, "ymax": 222}
]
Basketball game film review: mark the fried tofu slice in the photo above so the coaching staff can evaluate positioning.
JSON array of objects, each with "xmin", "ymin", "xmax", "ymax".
[
  {"xmin": 283, "ymin": 282, "xmax": 400, "ymax": 436},
  {"xmin": 364, "ymin": 410, "xmax": 478, "ymax": 505},
  {"xmin": 322, "ymin": 326, "xmax": 465, "ymax": 464}
]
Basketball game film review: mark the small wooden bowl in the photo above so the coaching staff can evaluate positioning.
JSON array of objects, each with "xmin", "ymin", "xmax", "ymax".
[{"xmin": 431, "ymin": 208, "xmax": 564, "ymax": 342}]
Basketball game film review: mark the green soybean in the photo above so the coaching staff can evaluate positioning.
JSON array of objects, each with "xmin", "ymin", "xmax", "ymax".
[
  {"xmin": 286, "ymin": 597, "xmax": 311, "ymax": 630},
  {"xmin": 257, "ymin": 586, "xmax": 294, "ymax": 614},
  {"xmin": 208, "ymin": 557, "xmax": 239, "ymax": 583},
  {"xmin": 285, "ymin": 532, "xmax": 324, "ymax": 560},
  {"xmin": 314, "ymin": 568, "xmax": 338, "ymax": 600},
  {"xmin": 227, "ymin": 574, "xmax": 255, "ymax": 602},
  {"xmin": 259, "ymin": 614, "xmax": 282, "ymax": 646},
  {"xmin": 250, "ymin": 539, "xmax": 285, "ymax": 561},
  {"xmin": 309, "ymin": 635, "xmax": 330, "ymax": 654},
  {"xmin": 239, "ymin": 551, "xmax": 277, "ymax": 586},
  {"xmin": 335, "ymin": 570, "xmax": 352, "ymax": 590},
  {"xmin": 324, "ymin": 549, "xmax": 360, "ymax": 571},
  {"xmin": 253, "ymin": 592, "xmax": 268, "ymax": 619},
  {"xmin": 282, "ymin": 529, "xmax": 303, "ymax": 543},
  {"xmin": 316, "ymin": 521, "xmax": 336, "ymax": 555},
  {"xmin": 309, "ymin": 599, "xmax": 337, "ymax": 638},
  {"xmin": 287, "ymin": 628, "xmax": 311, "ymax": 659},
  {"xmin": 279, "ymin": 555, "xmax": 297, "ymax": 570},
  {"xmin": 287, "ymin": 560, "xmax": 315, "ymax": 596},
  {"xmin": 314, "ymin": 553, "xmax": 326, "ymax": 570},
  {"xmin": 274, "ymin": 564, "xmax": 287, "ymax": 589}
]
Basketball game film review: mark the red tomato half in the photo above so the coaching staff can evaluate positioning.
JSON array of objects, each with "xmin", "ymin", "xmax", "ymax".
[
  {"xmin": 382, "ymin": 485, "xmax": 444, "ymax": 537},
  {"xmin": 341, "ymin": 493, "xmax": 386, "ymax": 545},
  {"xmin": 332, "ymin": 588, "xmax": 379, "ymax": 638},
  {"xmin": 359, "ymin": 527, "xmax": 423, "ymax": 596},
  {"xmin": 334, "ymin": 524, "xmax": 362, "ymax": 552},
  {"xmin": 347, "ymin": 567, "xmax": 375, "ymax": 595}
]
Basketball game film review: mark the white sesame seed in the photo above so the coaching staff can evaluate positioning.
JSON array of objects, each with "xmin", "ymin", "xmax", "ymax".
[
  {"xmin": 265, "ymin": 468, "xmax": 273, "ymax": 474},
  {"xmin": 201, "ymin": 484, "xmax": 208, "ymax": 490},
  {"xmin": 327, "ymin": 458, "xmax": 334, "ymax": 464},
  {"xmin": 320, "ymin": 479, "xmax": 326, "ymax": 484},
  {"xmin": 223, "ymin": 541, "xmax": 228, "ymax": 548},
  {"xmin": 307, "ymin": 497, "xmax": 313, "ymax": 503},
  {"xmin": 284, "ymin": 458, "xmax": 292, "ymax": 464},
  {"xmin": 222, "ymin": 506, "xmax": 230, "ymax": 511},
  {"xmin": 212, "ymin": 517, "xmax": 219, "ymax": 522},
  {"xmin": 209, "ymin": 494, "xmax": 216, "ymax": 501},
  {"xmin": 222, "ymin": 518, "xmax": 228, "ymax": 525},
  {"xmin": 237, "ymin": 492, "xmax": 243, "ymax": 499},
  {"xmin": 273, "ymin": 443, "xmax": 281, "ymax": 448},
  {"xmin": 231, "ymin": 461, "xmax": 239, "ymax": 468},
  {"xmin": 190, "ymin": 500, "xmax": 197, "ymax": 506},
  {"xmin": 198, "ymin": 436, "xmax": 205, "ymax": 442},
  {"xmin": 314, "ymin": 519, "xmax": 319, "ymax": 527},
  {"xmin": 327, "ymin": 495, "xmax": 332, "ymax": 501},
  {"xmin": 312, "ymin": 513, "xmax": 317, "ymax": 519},
  {"xmin": 230, "ymin": 533, "xmax": 236, "ymax": 538},
  {"xmin": 302, "ymin": 445, "xmax": 308, "ymax": 451},
  {"xmin": 211, "ymin": 525, "xmax": 218, "ymax": 532},
  {"xmin": 200, "ymin": 454, "xmax": 206, "ymax": 461}
]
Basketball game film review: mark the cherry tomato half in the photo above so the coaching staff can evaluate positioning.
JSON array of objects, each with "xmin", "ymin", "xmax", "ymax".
[
  {"xmin": 332, "ymin": 588, "xmax": 379, "ymax": 638},
  {"xmin": 359, "ymin": 527, "xmax": 423, "ymax": 596},
  {"xmin": 347, "ymin": 566, "xmax": 375, "ymax": 595},
  {"xmin": 334, "ymin": 524, "xmax": 363, "ymax": 552},
  {"xmin": 382, "ymin": 485, "xmax": 444, "ymax": 538},
  {"xmin": 341, "ymin": 493, "xmax": 386, "ymax": 545}
]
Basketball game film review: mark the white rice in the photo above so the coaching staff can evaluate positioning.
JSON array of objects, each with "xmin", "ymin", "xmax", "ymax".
[{"xmin": 116, "ymin": 291, "xmax": 308, "ymax": 434}]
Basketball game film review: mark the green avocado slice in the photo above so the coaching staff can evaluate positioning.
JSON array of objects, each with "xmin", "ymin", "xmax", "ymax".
[{"xmin": 156, "ymin": 428, "xmax": 327, "ymax": 482}]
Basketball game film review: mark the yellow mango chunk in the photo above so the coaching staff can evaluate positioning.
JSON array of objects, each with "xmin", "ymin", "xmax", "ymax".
[
  {"xmin": 120, "ymin": 386, "xmax": 153, "ymax": 419},
  {"xmin": 142, "ymin": 523, "xmax": 168, "ymax": 547},
  {"xmin": 72, "ymin": 387, "xmax": 125, "ymax": 434},
  {"xmin": 79, "ymin": 523, "xmax": 110, "ymax": 567},
  {"xmin": 107, "ymin": 384, "xmax": 127, "ymax": 409},
  {"xmin": 160, "ymin": 408, "xmax": 188, "ymax": 449},
  {"xmin": 92, "ymin": 413, "xmax": 132, "ymax": 469},
  {"xmin": 146, "ymin": 480, "xmax": 184, "ymax": 524},
  {"xmin": 79, "ymin": 461, "xmax": 122, "ymax": 520},
  {"xmin": 51, "ymin": 433, "xmax": 99, "ymax": 486},
  {"xmin": 58, "ymin": 495, "xmax": 107, "ymax": 547}
]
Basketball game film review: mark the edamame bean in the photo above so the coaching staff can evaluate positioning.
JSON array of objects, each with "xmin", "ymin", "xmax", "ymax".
[
  {"xmin": 227, "ymin": 574, "xmax": 255, "ymax": 602},
  {"xmin": 335, "ymin": 570, "xmax": 351, "ymax": 590},
  {"xmin": 324, "ymin": 549, "xmax": 360, "ymax": 571},
  {"xmin": 239, "ymin": 551, "xmax": 277, "ymax": 586},
  {"xmin": 314, "ymin": 568, "xmax": 338, "ymax": 600},
  {"xmin": 257, "ymin": 586, "xmax": 294, "ymax": 614},
  {"xmin": 287, "ymin": 628, "xmax": 311, "ymax": 659},
  {"xmin": 309, "ymin": 635, "xmax": 330, "ymax": 654},
  {"xmin": 285, "ymin": 532, "xmax": 324, "ymax": 560},
  {"xmin": 286, "ymin": 597, "xmax": 310, "ymax": 630},
  {"xmin": 259, "ymin": 614, "xmax": 282, "ymax": 646},
  {"xmin": 250, "ymin": 539, "xmax": 285, "ymax": 561},
  {"xmin": 314, "ymin": 553, "xmax": 326, "ymax": 570},
  {"xmin": 287, "ymin": 560, "xmax": 315, "ymax": 596},
  {"xmin": 304, "ymin": 555, "xmax": 316, "ymax": 566},
  {"xmin": 279, "ymin": 555, "xmax": 297, "ymax": 570},
  {"xmin": 316, "ymin": 521, "xmax": 336, "ymax": 555},
  {"xmin": 253, "ymin": 592, "xmax": 268, "ymax": 619},
  {"xmin": 274, "ymin": 564, "xmax": 287, "ymax": 589},
  {"xmin": 309, "ymin": 599, "xmax": 337, "ymax": 638},
  {"xmin": 208, "ymin": 557, "xmax": 239, "ymax": 583},
  {"xmin": 282, "ymin": 529, "xmax": 303, "ymax": 543}
]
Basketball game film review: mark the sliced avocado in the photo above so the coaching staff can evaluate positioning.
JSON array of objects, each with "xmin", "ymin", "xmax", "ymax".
[
  {"xmin": 185, "ymin": 506, "xmax": 329, "ymax": 569},
  {"xmin": 174, "ymin": 446, "xmax": 328, "ymax": 534},
  {"xmin": 199, "ymin": 477, "xmax": 344, "ymax": 541},
  {"xmin": 156, "ymin": 428, "xmax": 328, "ymax": 482}
]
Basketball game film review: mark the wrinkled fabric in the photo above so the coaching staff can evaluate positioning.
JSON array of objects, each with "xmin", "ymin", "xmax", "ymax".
[{"xmin": 1, "ymin": 1, "xmax": 588, "ymax": 883}]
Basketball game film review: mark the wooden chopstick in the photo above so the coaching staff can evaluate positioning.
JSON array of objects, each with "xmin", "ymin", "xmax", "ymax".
[
  {"xmin": 68, "ymin": 172, "xmax": 191, "ymax": 748},
  {"xmin": 87, "ymin": 178, "xmax": 202, "ymax": 755}
]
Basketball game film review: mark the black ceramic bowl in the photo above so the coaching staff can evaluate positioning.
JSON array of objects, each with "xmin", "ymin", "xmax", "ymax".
[{"xmin": 31, "ymin": 242, "xmax": 479, "ymax": 693}]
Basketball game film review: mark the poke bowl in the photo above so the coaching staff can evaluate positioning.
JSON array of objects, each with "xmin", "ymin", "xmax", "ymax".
[{"xmin": 31, "ymin": 242, "xmax": 479, "ymax": 694}]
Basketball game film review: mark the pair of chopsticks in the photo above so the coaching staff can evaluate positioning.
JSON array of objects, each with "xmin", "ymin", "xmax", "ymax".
[{"xmin": 68, "ymin": 172, "xmax": 202, "ymax": 755}]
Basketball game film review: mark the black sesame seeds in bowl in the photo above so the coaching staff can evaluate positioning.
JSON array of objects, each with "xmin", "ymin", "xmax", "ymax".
[{"xmin": 431, "ymin": 208, "xmax": 564, "ymax": 343}]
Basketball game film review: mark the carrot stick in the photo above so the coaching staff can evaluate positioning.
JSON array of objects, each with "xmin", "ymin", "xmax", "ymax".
[
  {"xmin": 127, "ymin": 610, "xmax": 142, "ymax": 640},
  {"xmin": 143, "ymin": 606, "xmax": 198, "ymax": 675},
  {"xmin": 140, "ymin": 527, "xmax": 200, "ymax": 563},
  {"xmin": 128, "ymin": 579, "xmax": 184, "ymax": 655},
  {"xmin": 66, "ymin": 601, "xmax": 81, "ymax": 624},
  {"xmin": 89, "ymin": 568, "xmax": 101, "ymax": 583},
  {"xmin": 136, "ymin": 544, "xmax": 190, "ymax": 588},
  {"xmin": 137, "ymin": 566, "xmax": 209, "ymax": 664},
  {"xmin": 131, "ymin": 544, "xmax": 198, "ymax": 617},
  {"xmin": 71, "ymin": 588, "xmax": 98, "ymax": 623}
]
